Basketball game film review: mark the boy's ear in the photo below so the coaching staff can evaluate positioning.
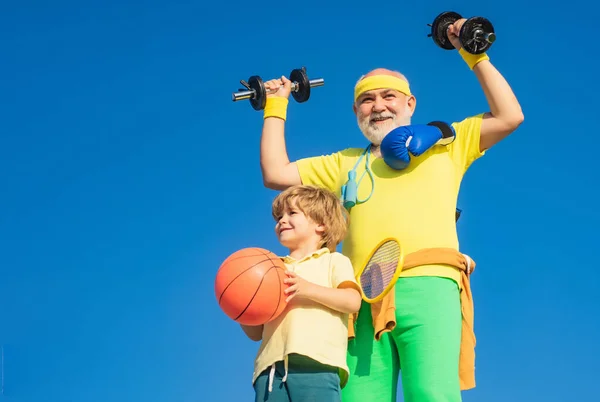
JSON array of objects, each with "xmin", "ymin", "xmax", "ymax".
[{"xmin": 316, "ymin": 224, "xmax": 325, "ymax": 235}]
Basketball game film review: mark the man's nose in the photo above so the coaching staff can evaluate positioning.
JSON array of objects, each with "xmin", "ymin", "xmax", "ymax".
[{"xmin": 373, "ymin": 97, "xmax": 386, "ymax": 112}]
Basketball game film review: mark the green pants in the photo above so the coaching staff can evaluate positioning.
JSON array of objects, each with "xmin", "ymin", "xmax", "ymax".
[{"xmin": 342, "ymin": 277, "xmax": 462, "ymax": 402}]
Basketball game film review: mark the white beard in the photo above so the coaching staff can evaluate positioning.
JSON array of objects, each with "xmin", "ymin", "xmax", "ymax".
[{"xmin": 358, "ymin": 111, "xmax": 412, "ymax": 146}]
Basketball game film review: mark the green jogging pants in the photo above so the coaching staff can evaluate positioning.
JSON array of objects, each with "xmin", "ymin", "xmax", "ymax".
[{"xmin": 342, "ymin": 276, "xmax": 463, "ymax": 402}]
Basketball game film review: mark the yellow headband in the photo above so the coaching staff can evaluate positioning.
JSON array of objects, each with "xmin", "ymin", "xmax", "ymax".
[{"xmin": 354, "ymin": 75, "xmax": 412, "ymax": 101}]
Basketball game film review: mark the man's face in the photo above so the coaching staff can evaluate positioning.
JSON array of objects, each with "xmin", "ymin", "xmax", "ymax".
[{"xmin": 354, "ymin": 88, "xmax": 415, "ymax": 145}]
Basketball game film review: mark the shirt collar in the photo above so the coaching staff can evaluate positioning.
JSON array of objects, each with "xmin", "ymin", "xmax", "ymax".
[{"xmin": 280, "ymin": 247, "xmax": 330, "ymax": 264}]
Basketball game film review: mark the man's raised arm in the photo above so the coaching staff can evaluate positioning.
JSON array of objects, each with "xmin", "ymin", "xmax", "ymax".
[
  {"xmin": 448, "ymin": 20, "xmax": 525, "ymax": 152},
  {"xmin": 472, "ymin": 57, "xmax": 524, "ymax": 152},
  {"xmin": 260, "ymin": 76, "xmax": 302, "ymax": 190}
]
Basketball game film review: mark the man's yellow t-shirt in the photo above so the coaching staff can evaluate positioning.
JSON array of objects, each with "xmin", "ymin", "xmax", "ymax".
[
  {"xmin": 296, "ymin": 114, "xmax": 485, "ymax": 285},
  {"xmin": 252, "ymin": 248, "xmax": 360, "ymax": 388}
]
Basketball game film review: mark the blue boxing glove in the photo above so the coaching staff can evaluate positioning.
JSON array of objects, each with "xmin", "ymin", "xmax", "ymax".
[
  {"xmin": 380, "ymin": 121, "xmax": 456, "ymax": 170},
  {"xmin": 408, "ymin": 121, "xmax": 456, "ymax": 156},
  {"xmin": 380, "ymin": 126, "xmax": 411, "ymax": 170}
]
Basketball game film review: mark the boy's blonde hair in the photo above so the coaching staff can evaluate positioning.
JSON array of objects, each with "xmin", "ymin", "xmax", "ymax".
[{"xmin": 272, "ymin": 185, "xmax": 349, "ymax": 252}]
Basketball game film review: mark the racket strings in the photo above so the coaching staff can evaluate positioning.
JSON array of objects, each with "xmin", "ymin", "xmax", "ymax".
[{"xmin": 359, "ymin": 240, "xmax": 401, "ymax": 299}]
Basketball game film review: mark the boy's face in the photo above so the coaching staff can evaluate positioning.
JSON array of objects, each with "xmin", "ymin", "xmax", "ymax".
[{"xmin": 275, "ymin": 200, "xmax": 324, "ymax": 251}]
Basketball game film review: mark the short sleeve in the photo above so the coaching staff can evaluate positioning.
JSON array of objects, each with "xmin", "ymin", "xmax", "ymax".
[
  {"xmin": 448, "ymin": 113, "xmax": 486, "ymax": 173},
  {"xmin": 296, "ymin": 151, "xmax": 343, "ymax": 192},
  {"xmin": 330, "ymin": 253, "xmax": 360, "ymax": 292}
]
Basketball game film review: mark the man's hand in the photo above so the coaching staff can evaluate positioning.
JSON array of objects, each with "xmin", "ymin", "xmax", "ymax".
[
  {"xmin": 264, "ymin": 76, "xmax": 292, "ymax": 100},
  {"xmin": 447, "ymin": 18, "xmax": 467, "ymax": 50}
]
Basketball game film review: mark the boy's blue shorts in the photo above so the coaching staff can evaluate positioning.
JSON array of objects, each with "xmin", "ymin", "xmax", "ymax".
[{"xmin": 253, "ymin": 353, "xmax": 341, "ymax": 402}]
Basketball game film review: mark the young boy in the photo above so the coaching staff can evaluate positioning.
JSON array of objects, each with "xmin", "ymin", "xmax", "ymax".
[{"xmin": 241, "ymin": 184, "xmax": 362, "ymax": 402}]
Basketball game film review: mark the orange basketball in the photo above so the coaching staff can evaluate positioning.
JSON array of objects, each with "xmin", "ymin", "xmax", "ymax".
[{"xmin": 215, "ymin": 247, "xmax": 288, "ymax": 326}]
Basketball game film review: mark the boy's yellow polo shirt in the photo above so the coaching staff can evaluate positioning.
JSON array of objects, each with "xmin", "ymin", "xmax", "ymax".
[{"xmin": 252, "ymin": 248, "xmax": 360, "ymax": 388}]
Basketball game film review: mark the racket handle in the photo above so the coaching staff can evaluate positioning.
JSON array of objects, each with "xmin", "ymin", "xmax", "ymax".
[{"xmin": 343, "ymin": 171, "xmax": 358, "ymax": 209}]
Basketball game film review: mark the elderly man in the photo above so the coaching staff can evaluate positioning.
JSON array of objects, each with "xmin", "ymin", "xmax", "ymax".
[{"xmin": 257, "ymin": 18, "xmax": 523, "ymax": 402}]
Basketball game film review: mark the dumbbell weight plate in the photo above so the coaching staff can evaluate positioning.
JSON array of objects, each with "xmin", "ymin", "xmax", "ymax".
[
  {"xmin": 289, "ymin": 68, "xmax": 310, "ymax": 103},
  {"xmin": 459, "ymin": 17, "xmax": 495, "ymax": 54},
  {"xmin": 248, "ymin": 75, "xmax": 266, "ymax": 111},
  {"xmin": 430, "ymin": 11, "xmax": 462, "ymax": 50}
]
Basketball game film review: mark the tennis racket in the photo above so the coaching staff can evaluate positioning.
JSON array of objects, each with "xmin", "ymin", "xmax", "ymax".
[{"xmin": 355, "ymin": 237, "xmax": 404, "ymax": 303}]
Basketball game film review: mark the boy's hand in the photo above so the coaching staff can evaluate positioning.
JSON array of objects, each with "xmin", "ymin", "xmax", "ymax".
[
  {"xmin": 239, "ymin": 323, "xmax": 263, "ymax": 341},
  {"xmin": 284, "ymin": 271, "xmax": 317, "ymax": 303},
  {"xmin": 264, "ymin": 76, "xmax": 292, "ymax": 99}
]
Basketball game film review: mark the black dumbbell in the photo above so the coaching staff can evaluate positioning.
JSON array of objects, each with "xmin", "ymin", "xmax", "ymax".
[
  {"xmin": 427, "ymin": 11, "xmax": 496, "ymax": 54},
  {"xmin": 231, "ymin": 67, "xmax": 325, "ymax": 111}
]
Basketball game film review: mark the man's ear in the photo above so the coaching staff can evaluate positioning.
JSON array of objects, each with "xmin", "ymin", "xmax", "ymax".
[
  {"xmin": 352, "ymin": 102, "xmax": 357, "ymax": 115},
  {"xmin": 407, "ymin": 95, "xmax": 417, "ymax": 116}
]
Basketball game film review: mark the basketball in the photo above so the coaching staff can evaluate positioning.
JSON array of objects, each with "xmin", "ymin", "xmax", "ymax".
[{"xmin": 215, "ymin": 247, "xmax": 288, "ymax": 326}]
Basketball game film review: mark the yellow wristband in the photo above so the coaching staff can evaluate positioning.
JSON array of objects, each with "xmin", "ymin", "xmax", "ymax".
[
  {"xmin": 459, "ymin": 47, "xmax": 490, "ymax": 70},
  {"xmin": 263, "ymin": 97, "xmax": 289, "ymax": 121}
]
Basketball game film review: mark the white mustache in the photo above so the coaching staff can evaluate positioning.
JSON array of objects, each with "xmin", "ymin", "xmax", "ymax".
[{"xmin": 369, "ymin": 112, "xmax": 396, "ymax": 123}]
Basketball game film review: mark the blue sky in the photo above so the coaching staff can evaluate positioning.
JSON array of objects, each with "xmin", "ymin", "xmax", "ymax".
[{"xmin": 1, "ymin": 0, "xmax": 599, "ymax": 401}]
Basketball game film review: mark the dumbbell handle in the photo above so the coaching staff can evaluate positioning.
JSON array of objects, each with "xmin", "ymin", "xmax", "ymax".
[
  {"xmin": 232, "ymin": 78, "xmax": 325, "ymax": 102},
  {"xmin": 472, "ymin": 29, "xmax": 496, "ymax": 43}
]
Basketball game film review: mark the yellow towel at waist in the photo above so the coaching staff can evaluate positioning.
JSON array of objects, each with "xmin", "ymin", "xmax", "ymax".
[{"xmin": 347, "ymin": 247, "xmax": 477, "ymax": 391}]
